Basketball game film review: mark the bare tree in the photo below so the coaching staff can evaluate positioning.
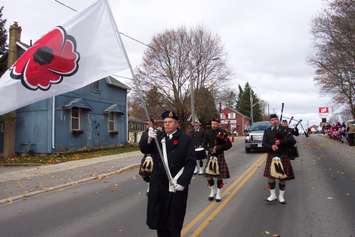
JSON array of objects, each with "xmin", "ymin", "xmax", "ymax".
[
  {"xmin": 134, "ymin": 26, "xmax": 230, "ymax": 127},
  {"xmin": 309, "ymin": 0, "xmax": 355, "ymax": 119}
]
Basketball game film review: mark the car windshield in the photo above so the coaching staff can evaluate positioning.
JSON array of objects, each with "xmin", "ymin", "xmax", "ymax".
[{"xmin": 248, "ymin": 122, "xmax": 270, "ymax": 131}]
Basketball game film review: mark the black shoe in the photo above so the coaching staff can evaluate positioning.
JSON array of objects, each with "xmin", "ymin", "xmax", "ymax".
[
  {"xmin": 208, "ymin": 196, "xmax": 214, "ymax": 201},
  {"xmin": 215, "ymin": 198, "xmax": 222, "ymax": 203}
]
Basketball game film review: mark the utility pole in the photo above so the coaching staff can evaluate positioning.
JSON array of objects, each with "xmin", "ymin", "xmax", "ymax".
[
  {"xmin": 250, "ymin": 90, "xmax": 253, "ymax": 124},
  {"xmin": 190, "ymin": 79, "xmax": 195, "ymax": 123}
]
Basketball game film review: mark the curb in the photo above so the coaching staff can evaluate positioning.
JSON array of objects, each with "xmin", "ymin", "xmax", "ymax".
[
  {"xmin": 0, "ymin": 163, "xmax": 42, "ymax": 167},
  {"xmin": 0, "ymin": 163, "xmax": 140, "ymax": 205}
]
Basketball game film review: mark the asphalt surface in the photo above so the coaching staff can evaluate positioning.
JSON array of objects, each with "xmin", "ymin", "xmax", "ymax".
[{"xmin": 0, "ymin": 135, "xmax": 354, "ymax": 237}]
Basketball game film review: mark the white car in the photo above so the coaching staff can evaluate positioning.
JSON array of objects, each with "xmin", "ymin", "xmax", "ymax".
[{"xmin": 244, "ymin": 121, "xmax": 271, "ymax": 153}]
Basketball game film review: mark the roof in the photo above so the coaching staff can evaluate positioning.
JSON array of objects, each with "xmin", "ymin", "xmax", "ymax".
[
  {"xmin": 221, "ymin": 106, "xmax": 251, "ymax": 120},
  {"xmin": 129, "ymin": 116, "xmax": 145, "ymax": 123},
  {"xmin": 105, "ymin": 75, "xmax": 131, "ymax": 90},
  {"xmin": 63, "ymin": 98, "xmax": 92, "ymax": 110},
  {"xmin": 104, "ymin": 104, "xmax": 124, "ymax": 114}
]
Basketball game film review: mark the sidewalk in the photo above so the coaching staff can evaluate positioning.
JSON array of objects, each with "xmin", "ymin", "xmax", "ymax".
[
  {"xmin": 0, "ymin": 151, "xmax": 143, "ymax": 203},
  {"xmin": 0, "ymin": 138, "xmax": 245, "ymax": 204}
]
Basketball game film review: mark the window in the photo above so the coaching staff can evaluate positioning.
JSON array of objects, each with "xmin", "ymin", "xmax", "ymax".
[
  {"xmin": 71, "ymin": 108, "xmax": 81, "ymax": 131},
  {"xmin": 229, "ymin": 113, "xmax": 236, "ymax": 119},
  {"xmin": 108, "ymin": 112, "xmax": 117, "ymax": 132}
]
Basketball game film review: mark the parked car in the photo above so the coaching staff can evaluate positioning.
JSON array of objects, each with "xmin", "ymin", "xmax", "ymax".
[
  {"xmin": 244, "ymin": 121, "xmax": 271, "ymax": 153},
  {"xmin": 346, "ymin": 120, "xmax": 355, "ymax": 146}
]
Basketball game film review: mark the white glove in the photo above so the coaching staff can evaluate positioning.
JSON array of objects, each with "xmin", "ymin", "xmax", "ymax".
[
  {"xmin": 174, "ymin": 183, "xmax": 185, "ymax": 191},
  {"xmin": 148, "ymin": 127, "xmax": 157, "ymax": 143}
]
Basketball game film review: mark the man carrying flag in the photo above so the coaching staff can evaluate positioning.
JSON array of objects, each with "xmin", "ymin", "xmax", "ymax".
[{"xmin": 139, "ymin": 111, "xmax": 195, "ymax": 237}]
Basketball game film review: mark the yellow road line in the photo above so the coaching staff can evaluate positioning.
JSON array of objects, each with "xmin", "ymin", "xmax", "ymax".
[
  {"xmin": 188, "ymin": 157, "xmax": 264, "ymax": 237},
  {"xmin": 181, "ymin": 154, "xmax": 266, "ymax": 236}
]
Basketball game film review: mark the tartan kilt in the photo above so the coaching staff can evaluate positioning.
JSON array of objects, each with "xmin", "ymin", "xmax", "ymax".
[
  {"xmin": 205, "ymin": 154, "xmax": 230, "ymax": 179},
  {"xmin": 264, "ymin": 154, "xmax": 295, "ymax": 180}
]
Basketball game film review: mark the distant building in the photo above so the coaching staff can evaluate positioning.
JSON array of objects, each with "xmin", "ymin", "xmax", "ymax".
[
  {"xmin": 128, "ymin": 116, "xmax": 146, "ymax": 144},
  {"xmin": 220, "ymin": 106, "xmax": 251, "ymax": 136}
]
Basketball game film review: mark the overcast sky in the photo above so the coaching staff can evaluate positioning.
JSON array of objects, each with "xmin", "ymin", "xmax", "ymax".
[{"xmin": 2, "ymin": 0, "xmax": 334, "ymax": 126}]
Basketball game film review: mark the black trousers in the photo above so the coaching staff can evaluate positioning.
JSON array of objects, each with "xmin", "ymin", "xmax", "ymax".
[{"xmin": 157, "ymin": 229, "xmax": 181, "ymax": 237}]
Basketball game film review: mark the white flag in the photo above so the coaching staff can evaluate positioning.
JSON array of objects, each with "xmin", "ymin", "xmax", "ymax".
[{"xmin": 0, "ymin": 0, "xmax": 130, "ymax": 115}]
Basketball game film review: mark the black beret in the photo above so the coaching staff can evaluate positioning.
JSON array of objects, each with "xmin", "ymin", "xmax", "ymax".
[
  {"xmin": 161, "ymin": 111, "xmax": 178, "ymax": 120},
  {"xmin": 270, "ymin": 114, "xmax": 278, "ymax": 119}
]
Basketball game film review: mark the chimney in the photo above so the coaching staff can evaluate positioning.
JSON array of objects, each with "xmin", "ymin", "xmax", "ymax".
[
  {"xmin": 3, "ymin": 22, "xmax": 21, "ymax": 159},
  {"xmin": 7, "ymin": 22, "xmax": 22, "ymax": 67}
]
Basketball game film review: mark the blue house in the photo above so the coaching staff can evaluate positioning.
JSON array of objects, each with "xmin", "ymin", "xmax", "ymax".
[
  {"xmin": 0, "ymin": 23, "xmax": 129, "ymax": 155},
  {"xmin": 0, "ymin": 75, "xmax": 129, "ymax": 154}
]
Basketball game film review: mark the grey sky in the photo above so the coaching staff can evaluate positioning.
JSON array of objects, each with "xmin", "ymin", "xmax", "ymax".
[{"xmin": 2, "ymin": 0, "xmax": 333, "ymax": 126}]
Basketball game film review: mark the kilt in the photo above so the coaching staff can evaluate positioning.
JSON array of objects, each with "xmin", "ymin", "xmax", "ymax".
[
  {"xmin": 264, "ymin": 154, "xmax": 295, "ymax": 180},
  {"xmin": 205, "ymin": 154, "xmax": 230, "ymax": 179}
]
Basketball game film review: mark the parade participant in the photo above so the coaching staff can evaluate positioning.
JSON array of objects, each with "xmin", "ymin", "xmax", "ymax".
[
  {"xmin": 204, "ymin": 117, "xmax": 232, "ymax": 202},
  {"xmin": 139, "ymin": 111, "xmax": 195, "ymax": 237},
  {"xmin": 281, "ymin": 119, "xmax": 299, "ymax": 136},
  {"xmin": 281, "ymin": 120, "xmax": 299, "ymax": 160},
  {"xmin": 262, "ymin": 114, "xmax": 296, "ymax": 204},
  {"xmin": 188, "ymin": 121, "xmax": 207, "ymax": 175}
]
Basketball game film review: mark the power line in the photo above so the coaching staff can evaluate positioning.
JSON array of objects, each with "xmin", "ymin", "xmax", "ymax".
[{"xmin": 53, "ymin": 0, "xmax": 152, "ymax": 49}]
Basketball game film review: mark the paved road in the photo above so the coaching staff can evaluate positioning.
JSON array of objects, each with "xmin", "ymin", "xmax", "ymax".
[{"xmin": 0, "ymin": 135, "xmax": 354, "ymax": 237}]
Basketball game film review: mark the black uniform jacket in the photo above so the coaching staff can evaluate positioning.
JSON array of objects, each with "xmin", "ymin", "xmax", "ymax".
[
  {"xmin": 262, "ymin": 126, "xmax": 296, "ymax": 157},
  {"xmin": 139, "ymin": 129, "xmax": 195, "ymax": 231},
  {"xmin": 188, "ymin": 128, "xmax": 206, "ymax": 149}
]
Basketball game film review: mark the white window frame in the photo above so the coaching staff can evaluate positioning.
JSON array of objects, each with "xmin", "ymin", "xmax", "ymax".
[
  {"xmin": 71, "ymin": 108, "xmax": 81, "ymax": 131},
  {"xmin": 108, "ymin": 112, "xmax": 117, "ymax": 132}
]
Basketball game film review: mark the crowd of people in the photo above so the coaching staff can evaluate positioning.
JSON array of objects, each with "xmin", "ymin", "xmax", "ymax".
[{"xmin": 323, "ymin": 122, "xmax": 347, "ymax": 143}]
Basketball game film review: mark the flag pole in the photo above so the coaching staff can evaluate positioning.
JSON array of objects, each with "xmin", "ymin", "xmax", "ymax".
[{"xmin": 103, "ymin": 0, "xmax": 175, "ymax": 186}]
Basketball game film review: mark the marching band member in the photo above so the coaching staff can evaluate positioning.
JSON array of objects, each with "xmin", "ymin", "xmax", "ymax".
[
  {"xmin": 262, "ymin": 114, "xmax": 296, "ymax": 204},
  {"xmin": 139, "ymin": 111, "xmax": 195, "ymax": 237},
  {"xmin": 188, "ymin": 121, "xmax": 207, "ymax": 175},
  {"xmin": 204, "ymin": 117, "xmax": 232, "ymax": 202}
]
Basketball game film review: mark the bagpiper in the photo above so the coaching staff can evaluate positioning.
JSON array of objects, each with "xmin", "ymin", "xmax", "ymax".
[
  {"xmin": 204, "ymin": 117, "xmax": 232, "ymax": 202},
  {"xmin": 262, "ymin": 114, "xmax": 296, "ymax": 204},
  {"xmin": 281, "ymin": 119, "xmax": 299, "ymax": 160},
  {"xmin": 139, "ymin": 111, "xmax": 196, "ymax": 237},
  {"xmin": 188, "ymin": 121, "xmax": 207, "ymax": 175},
  {"xmin": 281, "ymin": 119, "xmax": 299, "ymax": 137}
]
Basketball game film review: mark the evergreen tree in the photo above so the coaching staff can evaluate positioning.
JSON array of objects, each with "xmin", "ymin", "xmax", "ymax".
[{"xmin": 236, "ymin": 82, "xmax": 264, "ymax": 122}]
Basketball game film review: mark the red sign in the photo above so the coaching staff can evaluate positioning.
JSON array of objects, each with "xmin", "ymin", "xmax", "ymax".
[{"xmin": 319, "ymin": 107, "xmax": 329, "ymax": 114}]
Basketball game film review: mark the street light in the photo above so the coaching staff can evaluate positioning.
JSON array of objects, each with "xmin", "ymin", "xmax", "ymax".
[{"xmin": 190, "ymin": 56, "xmax": 220, "ymax": 123}]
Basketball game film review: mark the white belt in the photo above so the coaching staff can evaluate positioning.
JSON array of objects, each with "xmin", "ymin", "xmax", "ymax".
[{"xmin": 161, "ymin": 137, "xmax": 184, "ymax": 192}]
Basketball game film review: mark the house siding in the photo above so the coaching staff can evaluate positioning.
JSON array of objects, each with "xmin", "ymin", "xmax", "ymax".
[{"xmin": 13, "ymin": 78, "xmax": 128, "ymax": 154}]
